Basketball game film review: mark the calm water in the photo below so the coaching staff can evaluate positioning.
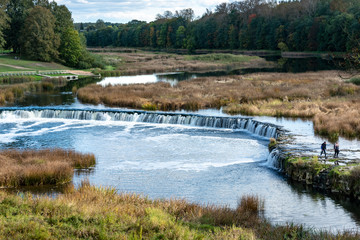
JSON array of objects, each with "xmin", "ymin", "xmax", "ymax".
[{"xmin": 97, "ymin": 57, "xmax": 341, "ymax": 86}]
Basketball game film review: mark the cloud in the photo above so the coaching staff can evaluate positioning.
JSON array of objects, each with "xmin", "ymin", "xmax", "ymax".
[{"xmin": 54, "ymin": 0, "xmax": 228, "ymax": 23}]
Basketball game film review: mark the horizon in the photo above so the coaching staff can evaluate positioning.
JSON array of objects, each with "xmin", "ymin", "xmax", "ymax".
[{"xmin": 55, "ymin": 0, "xmax": 230, "ymax": 23}]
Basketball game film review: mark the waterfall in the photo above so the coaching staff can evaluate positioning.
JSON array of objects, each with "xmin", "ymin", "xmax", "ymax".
[
  {"xmin": 266, "ymin": 148, "xmax": 282, "ymax": 169},
  {"xmin": 0, "ymin": 107, "xmax": 279, "ymax": 139}
]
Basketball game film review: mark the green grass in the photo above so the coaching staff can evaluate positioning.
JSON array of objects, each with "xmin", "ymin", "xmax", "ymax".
[
  {"xmin": 0, "ymin": 55, "xmax": 70, "ymax": 72},
  {"xmin": 0, "ymin": 182, "xmax": 359, "ymax": 239},
  {"xmin": 104, "ymin": 65, "xmax": 115, "ymax": 71},
  {"xmin": 348, "ymin": 77, "xmax": 360, "ymax": 85},
  {"xmin": 184, "ymin": 53, "xmax": 259, "ymax": 63}
]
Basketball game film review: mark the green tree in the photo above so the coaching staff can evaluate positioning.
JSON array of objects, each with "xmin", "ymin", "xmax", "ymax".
[
  {"xmin": 52, "ymin": 4, "xmax": 73, "ymax": 34},
  {"xmin": 20, "ymin": 6, "xmax": 60, "ymax": 61},
  {"xmin": 175, "ymin": 26, "xmax": 186, "ymax": 48},
  {"xmin": 0, "ymin": 0, "xmax": 9, "ymax": 48},
  {"xmin": 59, "ymin": 28, "xmax": 83, "ymax": 67},
  {"xmin": 4, "ymin": 0, "xmax": 33, "ymax": 52}
]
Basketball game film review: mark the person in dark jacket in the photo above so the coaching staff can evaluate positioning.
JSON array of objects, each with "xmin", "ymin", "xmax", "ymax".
[
  {"xmin": 334, "ymin": 142, "xmax": 340, "ymax": 158},
  {"xmin": 320, "ymin": 141, "xmax": 327, "ymax": 159}
]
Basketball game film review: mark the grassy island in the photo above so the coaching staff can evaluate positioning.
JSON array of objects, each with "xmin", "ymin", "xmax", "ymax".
[{"xmin": 0, "ymin": 149, "xmax": 95, "ymax": 187}]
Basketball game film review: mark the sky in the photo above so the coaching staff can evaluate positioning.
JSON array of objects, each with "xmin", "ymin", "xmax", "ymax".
[{"xmin": 55, "ymin": 0, "xmax": 230, "ymax": 23}]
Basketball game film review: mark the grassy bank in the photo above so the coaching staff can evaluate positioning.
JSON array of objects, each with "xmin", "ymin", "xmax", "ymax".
[
  {"xmin": 0, "ymin": 81, "xmax": 59, "ymax": 105},
  {"xmin": 77, "ymin": 71, "xmax": 360, "ymax": 140},
  {"xmin": 0, "ymin": 181, "xmax": 358, "ymax": 239},
  {"xmin": 0, "ymin": 55, "xmax": 70, "ymax": 72},
  {"xmin": 0, "ymin": 149, "xmax": 95, "ymax": 187},
  {"xmin": 283, "ymin": 155, "xmax": 360, "ymax": 200}
]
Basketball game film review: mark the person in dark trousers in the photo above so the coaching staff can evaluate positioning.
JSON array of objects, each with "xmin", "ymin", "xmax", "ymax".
[
  {"xmin": 334, "ymin": 142, "xmax": 340, "ymax": 158},
  {"xmin": 320, "ymin": 141, "xmax": 327, "ymax": 159}
]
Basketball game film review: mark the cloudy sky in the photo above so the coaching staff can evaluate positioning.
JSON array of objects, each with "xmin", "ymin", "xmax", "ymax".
[{"xmin": 56, "ymin": 0, "xmax": 230, "ymax": 23}]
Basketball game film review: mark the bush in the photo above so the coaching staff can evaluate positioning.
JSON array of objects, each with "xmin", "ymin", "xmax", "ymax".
[{"xmin": 348, "ymin": 77, "xmax": 360, "ymax": 85}]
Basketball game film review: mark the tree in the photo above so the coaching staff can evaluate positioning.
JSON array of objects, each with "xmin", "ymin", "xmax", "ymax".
[
  {"xmin": 52, "ymin": 4, "xmax": 73, "ymax": 34},
  {"xmin": 4, "ymin": 0, "xmax": 33, "ymax": 52},
  {"xmin": 95, "ymin": 19, "xmax": 106, "ymax": 30},
  {"xmin": 20, "ymin": 6, "xmax": 60, "ymax": 61},
  {"xmin": 175, "ymin": 26, "xmax": 186, "ymax": 48},
  {"xmin": 59, "ymin": 28, "xmax": 83, "ymax": 67},
  {"xmin": 0, "ymin": 0, "xmax": 9, "ymax": 48}
]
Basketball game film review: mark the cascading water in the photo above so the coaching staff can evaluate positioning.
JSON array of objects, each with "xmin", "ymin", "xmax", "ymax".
[
  {"xmin": 266, "ymin": 149, "xmax": 282, "ymax": 169},
  {"xmin": 0, "ymin": 107, "xmax": 279, "ymax": 139}
]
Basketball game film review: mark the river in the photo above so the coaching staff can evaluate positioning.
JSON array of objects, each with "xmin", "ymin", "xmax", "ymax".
[{"xmin": 1, "ymin": 59, "xmax": 360, "ymax": 232}]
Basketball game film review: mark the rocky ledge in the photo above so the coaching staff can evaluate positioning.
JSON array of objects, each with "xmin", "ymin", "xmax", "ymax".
[{"xmin": 269, "ymin": 138, "xmax": 360, "ymax": 201}]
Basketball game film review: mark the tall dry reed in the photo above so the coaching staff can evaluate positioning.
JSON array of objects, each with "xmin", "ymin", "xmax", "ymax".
[
  {"xmin": 0, "ymin": 149, "xmax": 95, "ymax": 187},
  {"xmin": 78, "ymin": 70, "xmax": 360, "ymax": 139}
]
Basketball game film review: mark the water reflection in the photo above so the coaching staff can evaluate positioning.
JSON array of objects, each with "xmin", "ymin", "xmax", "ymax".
[{"xmin": 97, "ymin": 57, "xmax": 342, "ymax": 87}]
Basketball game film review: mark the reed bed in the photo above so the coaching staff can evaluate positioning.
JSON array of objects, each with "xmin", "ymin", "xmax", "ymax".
[
  {"xmin": 77, "ymin": 70, "xmax": 360, "ymax": 139},
  {"xmin": 97, "ymin": 51, "xmax": 271, "ymax": 75},
  {"xmin": 0, "ymin": 149, "xmax": 95, "ymax": 187},
  {"xmin": 0, "ymin": 81, "xmax": 59, "ymax": 105},
  {"xmin": 0, "ymin": 182, "xmax": 358, "ymax": 239}
]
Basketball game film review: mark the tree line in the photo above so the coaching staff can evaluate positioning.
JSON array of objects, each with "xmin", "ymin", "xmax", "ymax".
[
  {"xmin": 0, "ymin": 0, "xmax": 103, "ymax": 68},
  {"xmin": 79, "ymin": 0, "xmax": 360, "ymax": 53}
]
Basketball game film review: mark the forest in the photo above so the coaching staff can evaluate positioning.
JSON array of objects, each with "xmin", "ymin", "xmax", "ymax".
[
  {"xmin": 0, "ymin": 0, "xmax": 102, "ymax": 69},
  {"xmin": 79, "ymin": 0, "xmax": 360, "ymax": 53}
]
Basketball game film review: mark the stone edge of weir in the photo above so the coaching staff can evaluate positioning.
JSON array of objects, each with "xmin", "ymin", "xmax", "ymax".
[{"xmin": 269, "ymin": 130, "xmax": 360, "ymax": 202}]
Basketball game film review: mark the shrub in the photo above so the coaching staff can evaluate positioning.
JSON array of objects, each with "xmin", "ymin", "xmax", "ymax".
[{"xmin": 348, "ymin": 77, "xmax": 360, "ymax": 85}]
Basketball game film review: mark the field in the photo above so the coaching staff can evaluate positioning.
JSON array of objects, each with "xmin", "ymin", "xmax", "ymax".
[{"xmin": 0, "ymin": 55, "xmax": 70, "ymax": 72}]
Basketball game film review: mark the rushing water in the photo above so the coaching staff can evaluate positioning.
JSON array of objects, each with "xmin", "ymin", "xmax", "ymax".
[{"xmin": 1, "ymin": 105, "xmax": 360, "ymax": 232}]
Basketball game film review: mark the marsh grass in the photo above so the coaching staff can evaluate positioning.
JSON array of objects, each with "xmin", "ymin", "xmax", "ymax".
[
  {"xmin": 94, "ymin": 51, "xmax": 270, "ymax": 75},
  {"xmin": 0, "ymin": 183, "xmax": 358, "ymax": 239},
  {"xmin": 0, "ymin": 80, "xmax": 65, "ymax": 105},
  {"xmin": 0, "ymin": 149, "xmax": 95, "ymax": 187},
  {"xmin": 78, "ymin": 71, "xmax": 360, "ymax": 139},
  {"xmin": 184, "ymin": 53, "xmax": 259, "ymax": 63}
]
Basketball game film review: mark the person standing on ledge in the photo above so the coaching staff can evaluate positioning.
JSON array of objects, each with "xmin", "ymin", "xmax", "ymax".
[
  {"xmin": 334, "ymin": 142, "xmax": 340, "ymax": 158},
  {"xmin": 320, "ymin": 141, "xmax": 327, "ymax": 159}
]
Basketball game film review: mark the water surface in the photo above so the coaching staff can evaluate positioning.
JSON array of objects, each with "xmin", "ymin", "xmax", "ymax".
[{"xmin": 1, "ymin": 107, "xmax": 359, "ymax": 232}]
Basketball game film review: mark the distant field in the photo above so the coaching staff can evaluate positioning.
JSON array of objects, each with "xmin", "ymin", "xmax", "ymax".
[
  {"xmin": 184, "ymin": 53, "xmax": 259, "ymax": 63},
  {"xmin": 0, "ymin": 55, "xmax": 70, "ymax": 72}
]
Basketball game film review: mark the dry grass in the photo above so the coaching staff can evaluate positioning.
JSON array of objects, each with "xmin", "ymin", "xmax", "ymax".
[
  {"xmin": 0, "ymin": 182, "xmax": 358, "ymax": 239},
  {"xmin": 0, "ymin": 149, "xmax": 95, "ymax": 187},
  {"xmin": 0, "ymin": 81, "xmax": 61, "ymax": 106},
  {"xmin": 96, "ymin": 51, "xmax": 271, "ymax": 75},
  {"xmin": 77, "ymin": 70, "xmax": 360, "ymax": 139}
]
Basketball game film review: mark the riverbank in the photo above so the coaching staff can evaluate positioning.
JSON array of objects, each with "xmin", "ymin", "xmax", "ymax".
[{"xmin": 1, "ymin": 180, "xmax": 359, "ymax": 239}]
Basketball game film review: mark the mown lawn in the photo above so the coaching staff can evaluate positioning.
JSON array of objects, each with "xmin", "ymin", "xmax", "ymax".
[{"xmin": 0, "ymin": 55, "xmax": 70, "ymax": 72}]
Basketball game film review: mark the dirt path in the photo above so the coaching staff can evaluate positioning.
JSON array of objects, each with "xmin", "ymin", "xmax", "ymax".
[
  {"xmin": 0, "ymin": 63, "xmax": 29, "ymax": 70},
  {"xmin": 65, "ymin": 70, "xmax": 95, "ymax": 76}
]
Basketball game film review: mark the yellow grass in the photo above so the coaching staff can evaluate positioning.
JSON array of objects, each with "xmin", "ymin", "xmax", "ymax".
[
  {"xmin": 77, "ymin": 71, "xmax": 360, "ymax": 140},
  {"xmin": 0, "ymin": 149, "xmax": 95, "ymax": 187}
]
